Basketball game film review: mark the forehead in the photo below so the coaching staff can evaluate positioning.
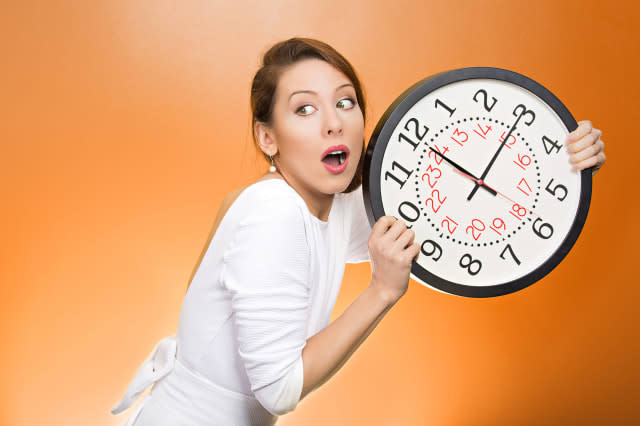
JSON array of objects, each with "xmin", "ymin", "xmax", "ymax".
[{"xmin": 276, "ymin": 58, "xmax": 352, "ymax": 94}]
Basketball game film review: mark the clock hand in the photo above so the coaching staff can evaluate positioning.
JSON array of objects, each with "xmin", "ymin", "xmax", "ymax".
[
  {"xmin": 429, "ymin": 147, "xmax": 497, "ymax": 196},
  {"xmin": 449, "ymin": 167, "xmax": 541, "ymax": 217},
  {"xmin": 479, "ymin": 178, "xmax": 542, "ymax": 218},
  {"xmin": 466, "ymin": 110, "xmax": 526, "ymax": 201},
  {"xmin": 446, "ymin": 164, "xmax": 543, "ymax": 220},
  {"xmin": 450, "ymin": 167, "xmax": 498, "ymax": 197}
]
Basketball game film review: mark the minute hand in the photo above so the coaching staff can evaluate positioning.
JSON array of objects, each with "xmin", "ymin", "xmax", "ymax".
[
  {"xmin": 467, "ymin": 111, "xmax": 526, "ymax": 201},
  {"xmin": 429, "ymin": 148, "xmax": 497, "ymax": 196}
]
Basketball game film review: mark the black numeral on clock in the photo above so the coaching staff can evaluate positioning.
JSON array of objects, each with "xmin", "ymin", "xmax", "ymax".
[
  {"xmin": 512, "ymin": 104, "xmax": 535, "ymax": 126},
  {"xmin": 532, "ymin": 218, "xmax": 554, "ymax": 239},
  {"xmin": 542, "ymin": 135, "xmax": 562, "ymax": 155},
  {"xmin": 398, "ymin": 117, "xmax": 428, "ymax": 151},
  {"xmin": 384, "ymin": 161, "xmax": 413, "ymax": 189},
  {"xmin": 397, "ymin": 200, "xmax": 420, "ymax": 229},
  {"xmin": 473, "ymin": 89, "xmax": 497, "ymax": 112},
  {"xmin": 499, "ymin": 243, "xmax": 521, "ymax": 265},
  {"xmin": 545, "ymin": 178, "xmax": 568, "ymax": 201},
  {"xmin": 435, "ymin": 98, "xmax": 456, "ymax": 117},
  {"xmin": 421, "ymin": 239, "xmax": 442, "ymax": 262},
  {"xmin": 459, "ymin": 253, "xmax": 482, "ymax": 275}
]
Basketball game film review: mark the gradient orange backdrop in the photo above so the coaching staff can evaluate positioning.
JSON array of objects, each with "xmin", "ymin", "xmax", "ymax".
[{"xmin": 1, "ymin": 1, "xmax": 638, "ymax": 425}]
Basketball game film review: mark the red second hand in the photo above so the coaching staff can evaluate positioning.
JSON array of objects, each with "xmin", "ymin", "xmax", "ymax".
[{"xmin": 451, "ymin": 168, "xmax": 541, "ymax": 218}]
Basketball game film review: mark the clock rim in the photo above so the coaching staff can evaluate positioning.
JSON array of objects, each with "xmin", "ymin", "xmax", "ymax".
[{"xmin": 362, "ymin": 67, "xmax": 592, "ymax": 298}]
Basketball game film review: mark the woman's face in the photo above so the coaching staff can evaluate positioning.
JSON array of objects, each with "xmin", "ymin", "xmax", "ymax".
[{"xmin": 265, "ymin": 58, "xmax": 364, "ymax": 199}]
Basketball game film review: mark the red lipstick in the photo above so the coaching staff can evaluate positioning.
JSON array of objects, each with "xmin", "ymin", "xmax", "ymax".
[{"xmin": 321, "ymin": 145, "xmax": 350, "ymax": 174}]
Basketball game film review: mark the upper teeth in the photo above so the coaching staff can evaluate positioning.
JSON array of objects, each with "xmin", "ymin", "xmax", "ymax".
[{"xmin": 328, "ymin": 151, "xmax": 346, "ymax": 165}]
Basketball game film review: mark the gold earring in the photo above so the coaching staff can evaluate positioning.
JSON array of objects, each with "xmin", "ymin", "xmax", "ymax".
[{"xmin": 269, "ymin": 155, "xmax": 276, "ymax": 173}]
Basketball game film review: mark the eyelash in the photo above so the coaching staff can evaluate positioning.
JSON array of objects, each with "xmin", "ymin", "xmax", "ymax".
[
  {"xmin": 337, "ymin": 97, "xmax": 356, "ymax": 109},
  {"xmin": 295, "ymin": 97, "xmax": 357, "ymax": 116}
]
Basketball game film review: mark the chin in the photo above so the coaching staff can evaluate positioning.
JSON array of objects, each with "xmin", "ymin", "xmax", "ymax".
[{"xmin": 331, "ymin": 174, "xmax": 356, "ymax": 194}]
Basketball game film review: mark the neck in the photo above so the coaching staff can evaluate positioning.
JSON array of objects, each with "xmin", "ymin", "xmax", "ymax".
[
  {"xmin": 264, "ymin": 171, "xmax": 335, "ymax": 222},
  {"xmin": 305, "ymin": 191, "xmax": 334, "ymax": 222}
]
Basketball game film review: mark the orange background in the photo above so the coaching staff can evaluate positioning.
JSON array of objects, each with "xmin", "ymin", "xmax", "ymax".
[{"xmin": 1, "ymin": 1, "xmax": 638, "ymax": 425}]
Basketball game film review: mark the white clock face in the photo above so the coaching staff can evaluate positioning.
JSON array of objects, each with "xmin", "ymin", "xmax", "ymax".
[{"xmin": 365, "ymin": 69, "xmax": 591, "ymax": 297}]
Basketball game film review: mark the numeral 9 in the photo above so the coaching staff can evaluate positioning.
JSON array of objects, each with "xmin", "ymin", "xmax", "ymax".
[{"xmin": 421, "ymin": 239, "xmax": 443, "ymax": 262}]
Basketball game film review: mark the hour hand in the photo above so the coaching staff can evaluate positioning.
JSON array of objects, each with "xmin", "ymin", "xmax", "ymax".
[{"xmin": 428, "ymin": 147, "xmax": 497, "ymax": 196}]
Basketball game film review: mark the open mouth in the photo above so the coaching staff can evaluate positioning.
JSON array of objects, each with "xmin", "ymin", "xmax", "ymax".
[{"xmin": 321, "ymin": 150, "xmax": 348, "ymax": 166}]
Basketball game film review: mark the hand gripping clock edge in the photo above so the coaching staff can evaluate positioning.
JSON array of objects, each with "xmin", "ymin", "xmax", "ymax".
[
  {"xmin": 466, "ymin": 110, "xmax": 526, "ymax": 201},
  {"xmin": 428, "ymin": 147, "xmax": 497, "ymax": 196}
]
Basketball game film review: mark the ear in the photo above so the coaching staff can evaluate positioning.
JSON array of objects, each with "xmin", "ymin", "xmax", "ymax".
[{"xmin": 254, "ymin": 121, "xmax": 278, "ymax": 157}]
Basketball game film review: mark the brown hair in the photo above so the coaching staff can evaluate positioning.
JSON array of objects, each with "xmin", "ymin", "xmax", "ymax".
[{"xmin": 250, "ymin": 37, "xmax": 366, "ymax": 193}]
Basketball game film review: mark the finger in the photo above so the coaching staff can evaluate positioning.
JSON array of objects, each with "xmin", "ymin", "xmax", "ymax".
[
  {"xmin": 569, "ymin": 139, "xmax": 605, "ymax": 164},
  {"xmin": 567, "ymin": 120, "xmax": 593, "ymax": 143},
  {"xmin": 572, "ymin": 154, "xmax": 602, "ymax": 171},
  {"xmin": 567, "ymin": 128, "xmax": 602, "ymax": 154},
  {"xmin": 371, "ymin": 216, "xmax": 397, "ymax": 239},
  {"xmin": 591, "ymin": 152, "xmax": 606, "ymax": 175},
  {"xmin": 401, "ymin": 242, "xmax": 420, "ymax": 265},
  {"xmin": 408, "ymin": 242, "xmax": 421, "ymax": 262},
  {"xmin": 393, "ymin": 228, "xmax": 415, "ymax": 251},
  {"xmin": 383, "ymin": 218, "xmax": 407, "ymax": 242}
]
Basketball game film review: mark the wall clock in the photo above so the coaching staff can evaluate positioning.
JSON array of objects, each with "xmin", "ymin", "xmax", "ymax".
[{"xmin": 363, "ymin": 67, "xmax": 591, "ymax": 297}]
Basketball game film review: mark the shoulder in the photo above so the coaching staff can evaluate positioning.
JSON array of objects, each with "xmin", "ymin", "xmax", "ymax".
[
  {"xmin": 208, "ymin": 179, "xmax": 302, "ymax": 243},
  {"xmin": 237, "ymin": 179, "xmax": 301, "ymax": 215},
  {"xmin": 222, "ymin": 180, "xmax": 311, "ymax": 264},
  {"xmin": 225, "ymin": 179, "xmax": 306, "ymax": 234}
]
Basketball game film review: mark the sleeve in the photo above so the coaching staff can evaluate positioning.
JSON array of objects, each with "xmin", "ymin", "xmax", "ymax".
[
  {"xmin": 345, "ymin": 185, "xmax": 373, "ymax": 263},
  {"xmin": 221, "ymin": 196, "xmax": 310, "ymax": 416}
]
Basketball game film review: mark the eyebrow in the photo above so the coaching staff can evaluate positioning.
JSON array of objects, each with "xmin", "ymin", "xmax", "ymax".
[{"xmin": 288, "ymin": 83, "xmax": 354, "ymax": 101}]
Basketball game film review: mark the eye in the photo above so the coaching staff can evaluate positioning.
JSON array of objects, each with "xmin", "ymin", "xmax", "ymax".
[
  {"xmin": 296, "ymin": 104, "xmax": 316, "ymax": 116},
  {"xmin": 337, "ymin": 98, "xmax": 356, "ymax": 109}
]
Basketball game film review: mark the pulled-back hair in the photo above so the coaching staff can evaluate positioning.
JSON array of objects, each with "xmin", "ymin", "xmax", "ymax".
[{"xmin": 250, "ymin": 38, "xmax": 366, "ymax": 193}]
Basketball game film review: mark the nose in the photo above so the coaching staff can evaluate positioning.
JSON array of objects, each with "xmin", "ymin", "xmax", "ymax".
[{"xmin": 324, "ymin": 108, "xmax": 343, "ymax": 137}]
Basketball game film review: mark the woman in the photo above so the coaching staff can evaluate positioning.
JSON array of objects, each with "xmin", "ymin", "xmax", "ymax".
[{"xmin": 112, "ymin": 38, "xmax": 606, "ymax": 425}]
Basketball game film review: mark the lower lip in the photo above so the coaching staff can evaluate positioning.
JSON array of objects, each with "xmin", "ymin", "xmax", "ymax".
[{"xmin": 322, "ymin": 156, "xmax": 349, "ymax": 174}]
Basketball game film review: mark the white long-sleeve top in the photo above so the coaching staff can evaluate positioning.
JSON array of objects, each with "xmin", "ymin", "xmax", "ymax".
[{"xmin": 113, "ymin": 179, "xmax": 373, "ymax": 425}]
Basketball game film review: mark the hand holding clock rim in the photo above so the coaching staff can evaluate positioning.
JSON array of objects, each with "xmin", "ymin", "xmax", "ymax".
[
  {"xmin": 466, "ymin": 110, "xmax": 526, "ymax": 201},
  {"xmin": 428, "ymin": 147, "xmax": 497, "ymax": 196},
  {"xmin": 367, "ymin": 216, "xmax": 420, "ymax": 305},
  {"xmin": 566, "ymin": 120, "xmax": 606, "ymax": 174}
]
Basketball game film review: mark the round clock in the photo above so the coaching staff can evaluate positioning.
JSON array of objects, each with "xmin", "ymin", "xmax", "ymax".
[{"xmin": 363, "ymin": 67, "xmax": 591, "ymax": 298}]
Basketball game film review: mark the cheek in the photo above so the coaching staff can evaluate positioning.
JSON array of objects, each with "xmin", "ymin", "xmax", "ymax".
[
  {"xmin": 346, "ymin": 109, "xmax": 365, "ymax": 133},
  {"xmin": 348, "ymin": 115, "xmax": 364, "ymax": 138},
  {"xmin": 275, "ymin": 120, "xmax": 319, "ymax": 164}
]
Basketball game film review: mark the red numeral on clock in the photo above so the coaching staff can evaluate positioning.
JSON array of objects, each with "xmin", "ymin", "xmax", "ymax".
[
  {"xmin": 509, "ymin": 203, "xmax": 527, "ymax": 221},
  {"xmin": 473, "ymin": 123, "xmax": 492, "ymax": 140},
  {"xmin": 441, "ymin": 215, "xmax": 458, "ymax": 234},
  {"xmin": 421, "ymin": 164, "xmax": 442, "ymax": 189},
  {"xmin": 428, "ymin": 144, "xmax": 449, "ymax": 166},
  {"xmin": 489, "ymin": 217, "xmax": 506, "ymax": 235},
  {"xmin": 516, "ymin": 177, "xmax": 532, "ymax": 196},
  {"xmin": 513, "ymin": 153, "xmax": 531, "ymax": 171},
  {"xmin": 450, "ymin": 128, "xmax": 469, "ymax": 147},
  {"xmin": 425, "ymin": 190, "xmax": 447, "ymax": 213},
  {"xmin": 499, "ymin": 131, "xmax": 517, "ymax": 149},
  {"xmin": 465, "ymin": 218, "xmax": 486, "ymax": 241}
]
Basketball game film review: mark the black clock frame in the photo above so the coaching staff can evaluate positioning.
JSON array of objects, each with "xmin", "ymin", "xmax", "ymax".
[{"xmin": 363, "ymin": 67, "xmax": 592, "ymax": 298}]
